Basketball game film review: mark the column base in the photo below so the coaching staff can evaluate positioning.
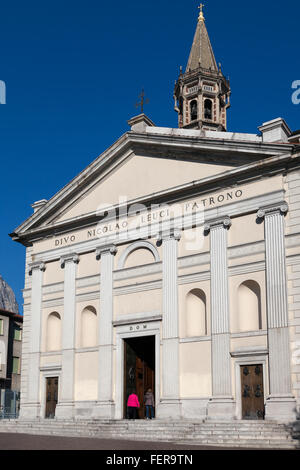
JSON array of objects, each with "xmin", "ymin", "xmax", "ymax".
[
  {"xmin": 92, "ymin": 401, "xmax": 115, "ymax": 419},
  {"xmin": 157, "ymin": 399, "xmax": 182, "ymax": 419},
  {"xmin": 207, "ymin": 397, "xmax": 236, "ymax": 420},
  {"xmin": 19, "ymin": 403, "xmax": 41, "ymax": 420},
  {"xmin": 55, "ymin": 402, "xmax": 75, "ymax": 419},
  {"xmin": 265, "ymin": 395, "xmax": 297, "ymax": 422}
]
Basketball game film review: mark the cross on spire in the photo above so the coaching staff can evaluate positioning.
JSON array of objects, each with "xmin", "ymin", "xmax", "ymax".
[
  {"xmin": 135, "ymin": 89, "xmax": 149, "ymax": 114},
  {"xmin": 198, "ymin": 3, "xmax": 205, "ymax": 22}
]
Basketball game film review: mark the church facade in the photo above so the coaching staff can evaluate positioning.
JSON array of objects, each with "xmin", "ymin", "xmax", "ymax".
[{"xmin": 11, "ymin": 7, "xmax": 300, "ymax": 422}]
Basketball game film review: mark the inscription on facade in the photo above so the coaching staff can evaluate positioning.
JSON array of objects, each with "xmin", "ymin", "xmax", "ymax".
[
  {"xmin": 129, "ymin": 324, "xmax": 148, "ymax": 332},
  {"xmin": 52, "ymin": 189, "xmax": 243, "ymax": 248}
]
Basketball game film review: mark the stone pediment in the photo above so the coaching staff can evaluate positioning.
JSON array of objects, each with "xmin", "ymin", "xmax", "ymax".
[
  {"xmin": 50, "ymin": 155, "xmax": 236, "ymax": 225},
  {"xmin": 11, "ymin": 128, "xmax": 293, "ymax": 244}
]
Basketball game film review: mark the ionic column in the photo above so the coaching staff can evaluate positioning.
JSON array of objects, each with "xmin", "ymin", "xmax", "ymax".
[
  {"xmin": 20, "ymin": 262, "xmax": 45, "ymax": 419},
  {"xmin": 205, "ymin": 217, "xmax": 235, "ymax": 419},
  {"xmin": 157, "ymin": 229, "xmax": 181, "ymax": 418},
  {"xmin": 55, "ymin": 254, "xmax": 79, "ymax": 419},
  {"xmin": 257, "ymin": 203, "xmax": 296, "ymax": 421},
  {"xmin": 93, "ymin": 245, "xmax": 117, "ymax": 418}
]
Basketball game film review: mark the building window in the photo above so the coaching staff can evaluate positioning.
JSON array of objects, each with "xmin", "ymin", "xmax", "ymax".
[
  {"xmin": 204, "ymin": 99, "xmax": 212, "ymax": 120},
  {"xmin": 203, "ymin": 84, "xmax": 214, "ymax": 92},
  {"xmin": 12, "ymin": 357, "xmax": 20, "ymax": 375},
  {"xmin": 0, "ymin": 319, "xmax": 3, "ymax": 335},
  {"xmin": 190, "ymin": 100, "xmax": 198, "ymax": 121},
  {"xmin": 14, "ymin": 327, "xmax": 22, "ymax": 341}
]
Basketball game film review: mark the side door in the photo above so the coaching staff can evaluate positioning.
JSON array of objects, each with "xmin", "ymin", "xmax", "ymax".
[
  {"xmin": 241, "ymin": 365, "xmax": 264, "ymax": 420},
  {"xmin": 45, "ymin": 377, "xmax": 58, "ymax": 419}
]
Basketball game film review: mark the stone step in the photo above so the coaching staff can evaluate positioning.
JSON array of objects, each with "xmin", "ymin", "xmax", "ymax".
[
  {"xmin": 0, "ymin": 426, "xmax": 292, "ymax": 435},
  {"xmin": 0, "ymin": 428, "xmax": 294, "ymax": 441},
  {"xmin": 179, "ymin": 441, "xmax": 297, "ymax": 449},
  {"xmin": 0, "ymin": 419, "xmax": 298, "ymax": 449},
  {"xmin": 1, "ymin": 420, "xmax": 291, "ymax": 430}
]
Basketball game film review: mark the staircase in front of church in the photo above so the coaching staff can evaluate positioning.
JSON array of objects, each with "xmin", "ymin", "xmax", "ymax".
[{"xmin": 0, "ymin": 419, "xmax": 299, "ymax": 449}]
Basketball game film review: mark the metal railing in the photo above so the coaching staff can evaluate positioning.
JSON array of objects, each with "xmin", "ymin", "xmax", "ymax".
[
  {"xmin": 0, "ymin": 406, "xmax": 19, "ymax": 420},
  {"xmin": 0, "ymin": 390, "xmax": 20, "ymax": 420}
]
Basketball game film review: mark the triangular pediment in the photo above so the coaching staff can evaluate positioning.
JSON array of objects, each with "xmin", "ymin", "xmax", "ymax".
[
  {"xmin": 11, "ymin": 128, "xmax": 290, "ymax": 241},
  {"xmin": 50, "ymin": 153, "xmax": 236, "ymax": 225}
]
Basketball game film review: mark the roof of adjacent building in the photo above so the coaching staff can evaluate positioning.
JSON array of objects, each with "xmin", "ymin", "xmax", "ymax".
[{"xmin": 0, "ymin": 308, "xmax": 23, "ymax": 322}]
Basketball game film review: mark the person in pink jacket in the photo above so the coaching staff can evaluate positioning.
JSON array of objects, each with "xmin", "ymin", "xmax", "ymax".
[{"xmin": 127, "ymin": 391, "xmax": 140, "ymax": 419}]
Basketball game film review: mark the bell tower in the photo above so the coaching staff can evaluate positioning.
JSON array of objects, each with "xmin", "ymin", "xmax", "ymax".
[{"xmin": 174, "ymin": 4, "xmax": 231, "ymax": 131}]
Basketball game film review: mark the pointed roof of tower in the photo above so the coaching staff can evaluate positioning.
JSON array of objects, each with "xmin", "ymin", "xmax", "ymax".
[{"xmin": 186, "ymin": 5, "xmax": 218, "ymax": 72}]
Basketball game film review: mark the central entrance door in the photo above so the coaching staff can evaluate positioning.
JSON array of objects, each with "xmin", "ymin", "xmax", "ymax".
[
  {"xmin": 124, "ymin": 335, "xmax": 155, "ymax": 419},
  {"xmin": 45, "ymin": 377, "xmax": 58, "ymax": 419},
  {"xmin": 241, "ymin": 364, "xmax": 265, "ymax": 420}
]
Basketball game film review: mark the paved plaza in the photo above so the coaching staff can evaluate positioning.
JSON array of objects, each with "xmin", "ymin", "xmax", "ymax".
[{"xmin": 0, "ymin": 432, "xmax": 242, "ymax": 451}]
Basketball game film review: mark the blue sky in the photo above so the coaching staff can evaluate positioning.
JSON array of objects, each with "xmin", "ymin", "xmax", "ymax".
[{"xmin": 0, "ymin": 0, "xmax": 299, "ymax": 312}]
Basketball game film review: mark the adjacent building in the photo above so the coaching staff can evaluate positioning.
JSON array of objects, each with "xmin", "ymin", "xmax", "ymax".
[
  {"xmin": 10, "ymin": 7, "xmax": 300, "ymax": 422},
  {"xmin": 0, "ymin": 308, "xmax": 23, "ymax": 392}
]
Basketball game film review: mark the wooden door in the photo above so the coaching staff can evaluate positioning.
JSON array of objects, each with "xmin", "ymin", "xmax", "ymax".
[
  {"xmin": 241, "ymin": 365, "xmax": 264, "ymax": 420},
  {"xmin": 45, "ymin": 377, "xmax": 58, "ymax": 419}
]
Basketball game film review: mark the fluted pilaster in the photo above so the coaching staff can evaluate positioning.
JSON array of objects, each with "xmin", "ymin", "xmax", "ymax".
[
  {"xmin": 158, "ymin": 229, "xmax": 181, "ymax": 418},
  {"xmin": 55, "ymin": 254, "xmax": 79, "ymax": 419},
  {"xmin": 205, "ymin": 217, "xmax": 235, "ymax": 419},
  {"xmin": 93, "ymin": 245, "xmax": 117, "ymax": 418},
  {"xmin": 20, "ymin": 262, "xmax": 46, "ymax": 419},
  {"xmin": 258, "ymin": 203, "xmax": 296, "ymax": 421}
]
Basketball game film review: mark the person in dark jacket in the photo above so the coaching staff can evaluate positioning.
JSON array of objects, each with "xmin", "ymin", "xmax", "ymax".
[
  {"xmin": 127, "ymin": 391, "xmax": 140, "ymax": 419},
  {"xmin": 144, "ymin": 388, "xmax": 155, "ymax": 419}
]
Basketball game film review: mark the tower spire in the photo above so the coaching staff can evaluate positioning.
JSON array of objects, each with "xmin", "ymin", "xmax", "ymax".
[
  {"xmin": 186, "ymin": 4, "xmax": 217, "ymax": 73},
  {"xmin": 173, "ymin": 5, "xmax": 231, "ymax": 131}
]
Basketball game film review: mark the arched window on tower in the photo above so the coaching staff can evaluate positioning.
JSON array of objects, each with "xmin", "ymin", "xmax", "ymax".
[
  {"xmin": 186, "ymin": 289, "xmax": 207, "ymax": 337},
  {"xmin": 179, "ymin": 97, "xmax": 183, "ymax": 115},
  {"xmin": 204, "ymin": 99, "xmax": 212, "ymax": 120},
  {"xmin": 237, "ymin": 281, "xmax": 262, "ymax": 332},
  {"xmin": 190, "ymin": 100, "xmax": 198, "ymax": 121}
]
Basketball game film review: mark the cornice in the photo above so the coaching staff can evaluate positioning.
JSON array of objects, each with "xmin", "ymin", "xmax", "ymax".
[
  {"xmin": 129, "ymin": 131, "xmax": 294, "ymax": 157},
  {"xmin": 10, "ymin": 141, "xmax": 299, "ymax": 246}
]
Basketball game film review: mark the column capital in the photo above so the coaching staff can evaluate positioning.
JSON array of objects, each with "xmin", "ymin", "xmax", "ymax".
[
  {"xmin": 204, "ymin": 216, "xmax": 231, "ymax": 233},
  {"xmin": 156, "ymin": 228, "xmax": 181, "ymax": 243},
  {"xmin": 96, "ymin": 245, "xmax": 118, "ymax": 260},
  {"xmin": 60, "ymin": 253, "xmax": 80, "ymax": 269},
  {"xmin": 28, "ymin": 261, "xmax": 46, "ymax": 276},
  {"xmin": 257, "ymin": 202, "xmax": 288, "ymax": 219}
]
